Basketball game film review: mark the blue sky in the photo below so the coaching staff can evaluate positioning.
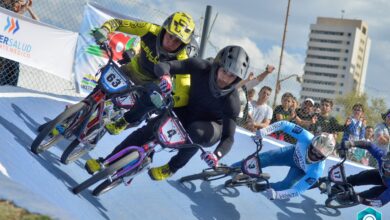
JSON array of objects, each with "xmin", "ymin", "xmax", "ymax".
[{"xmin": 140, "ymin": 0, "xmax": 390, "ymax": 105}]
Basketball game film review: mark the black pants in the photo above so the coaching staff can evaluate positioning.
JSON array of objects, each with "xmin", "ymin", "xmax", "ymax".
[
  {"xmin": 122, "ymin": 83, "xmax": 160, "ymax": 124},
  {"xmin": 347, "ymin": 169, "xmax": 387, "ymax": 199},
  {"xmin": 106, "ymin": 111, "xmax": 222, "ymax": 173}
]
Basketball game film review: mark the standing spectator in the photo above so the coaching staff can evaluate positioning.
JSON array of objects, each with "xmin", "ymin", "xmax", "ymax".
[
  {"xmin": 309, "ymin": 98, "xmax": 345, "ymax": 137},
  {"xmin": 236, "ymin": 65, "xmax": 275, "ymax": 125},
  {"xmin": 373, "ymin": 109, "xmax": 390, "ymax": 154},
  {"xmin": 293, "ymin": 98, "xmax": 315, "ymax": 130},
  {"xmin": 365, "ymin": 126, "xmax": 374, "ymax": 141},
  {"xmin": 0, "ymin": 0, "xmax": 38, "ymax": 86},
  {"xmin": 269, "ymin": 92, "xmax": 295, "ymax": 142},
  {"xmin": 243, "ymin": 86, "xmax": 273, "ymax": 132},
  {"xmin": 342, "ymin": 103, "xmax": 367, "ymax": 163},
  {"xmin": 313, "ymin": 102, "xmax": 321, "ymax": 114}
]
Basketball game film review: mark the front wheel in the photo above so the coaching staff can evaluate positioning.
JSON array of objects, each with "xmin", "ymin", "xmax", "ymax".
[
  {"xmin": 179, "ymin": 166, "xmax": 232, "ymax": 183},
  {"xmin": 72, "ymin": 151, "xmax": 140, "ymax": 194},
  {"xmin": 31, "ymin": 102, "xmax": 86, "ymax": 154},
  {"xmin": 325, "ymin": 191, "xmax": 359, "ymax": 208},
  {"xmin": 60, "ymin": 139, "xmax": 86, "ymax": 164}
]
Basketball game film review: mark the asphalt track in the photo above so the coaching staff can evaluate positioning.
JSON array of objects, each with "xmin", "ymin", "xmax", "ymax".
[{"xmin": 0, "ymin": 86, "xmax": 389, "ymax": 219}]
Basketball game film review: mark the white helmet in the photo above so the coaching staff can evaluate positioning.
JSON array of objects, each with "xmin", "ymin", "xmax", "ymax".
[{"xmin": 311, "ymin": 132, "xmax": 336, "ymax": 158}]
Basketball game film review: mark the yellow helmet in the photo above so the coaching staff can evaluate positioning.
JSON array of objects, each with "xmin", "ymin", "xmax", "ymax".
[{"xmin": 162, "ymin": 12, "xmax": 195, "ymax": 44}]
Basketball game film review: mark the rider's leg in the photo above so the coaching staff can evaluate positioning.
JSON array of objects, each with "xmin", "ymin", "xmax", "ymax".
[
  {"xmin": 270, "ymin": 167, "xmax": 305, "ymax": 191},
  {"xmin": 149, "ymin": 121, "xmax": 221, "ymax": 180},
  {"xmin": 347, "ymin": 169, "xmax": 382, "ymax": 186}
]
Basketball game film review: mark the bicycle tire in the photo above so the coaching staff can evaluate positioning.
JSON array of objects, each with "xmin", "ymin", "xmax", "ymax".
[
  {"xmin": 31, "ymin": 102, "xmax": 86, "ymax": 154},
  {"xmin": 325, "ymin": 192, "xmax": 359, "ymax": 208},
  {"xmin": 179, "ymin": 166, "xmax": 232, "ymax": 183},
  {"xmin": 92, "ymin": 178, "xmax": 122, "ymax": 196},
  {"xmin": 72, "ymin": 151, "xmax": 140, "ymax": 194},
  {"xmin": 224, "ymin": 173, "xmax": 269, "ymax": 188},
  {"xmin": 60, "ymin": 139, "xmax": 83, "ymax": 164}
]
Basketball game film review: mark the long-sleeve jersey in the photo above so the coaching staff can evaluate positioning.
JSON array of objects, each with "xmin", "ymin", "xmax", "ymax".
[
  {"xmin": 101, "ymin": 19, "xmax": 197, "ymax": 107},
  {"xmin": 155, "ymin": 58, "xmax": 241, "ymax": 158},
  {"xmin": 355, "ymin": 141, "xmax": 390, "ymax": 206},
  {"xmin": 259, "ymin": 121, "xmax": 325, "ymax": 199}
]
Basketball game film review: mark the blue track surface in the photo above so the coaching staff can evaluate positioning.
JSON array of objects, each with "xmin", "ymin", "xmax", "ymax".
[{"xmin": 0, "ymin": 87, "xmax": 389, "ymax": 219}]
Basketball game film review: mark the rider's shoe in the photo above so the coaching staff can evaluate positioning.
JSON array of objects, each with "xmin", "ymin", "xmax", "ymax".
[
  {"xmin": 105, "ymin": 117, "xmax": 129, "ymax": 135},
  {"xmin": 85, "ymin": 157, "xmax": 104, "ymax": 175},
  {"xmin": 148, "ymin": 163, "xmax": 173, "ymax": 181},
  {"xmin": 249, "ymin": 183, "xmax": 268, "ymax": 192}
]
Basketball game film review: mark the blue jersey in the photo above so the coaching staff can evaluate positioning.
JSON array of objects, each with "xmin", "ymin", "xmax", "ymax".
[{"xmin": 259, "ymin": 121, "xmax": 325, "ymax": 199}]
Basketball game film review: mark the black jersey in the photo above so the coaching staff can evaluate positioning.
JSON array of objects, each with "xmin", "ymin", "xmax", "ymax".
[{"xmin": 155, "ymin": 58, "xmax": 241, "ymax": 157}]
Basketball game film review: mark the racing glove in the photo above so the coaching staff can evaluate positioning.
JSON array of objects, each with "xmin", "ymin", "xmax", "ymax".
[
  {"xmin": 201, "ymin": 151, "xmax": 219, "ymax": 168},
  {"xmin": 159, "ymin": 74, "xmax": 172, "ymax": 97}
]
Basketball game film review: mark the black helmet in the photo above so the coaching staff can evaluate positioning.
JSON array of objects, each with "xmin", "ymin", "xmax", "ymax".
[
  {"xmin": 209, "ymin": 45, "xmax": 250, "ymax": 97},
  {"xmin": 382, "ymin": 109, "xmax": 390, "ymax": 121}
]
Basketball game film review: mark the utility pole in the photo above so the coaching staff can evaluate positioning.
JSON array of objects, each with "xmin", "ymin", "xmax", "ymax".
[
  {"xmin": 199, "ymin": 5, "xmax": 212, "ymax": 58},
  {"xmin": 272, "ymin": 0, "xmax": 291, "ymax": 108}
]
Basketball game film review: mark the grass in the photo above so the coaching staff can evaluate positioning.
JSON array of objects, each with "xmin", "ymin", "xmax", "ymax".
[{"xmin": 0, "ymin": 200, "xmax": 51, "ymax": 220}]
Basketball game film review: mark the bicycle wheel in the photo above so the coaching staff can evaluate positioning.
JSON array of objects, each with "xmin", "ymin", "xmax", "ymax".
[
  {"xmin": 72, "ymin": 151, "xmax": 140, "ymax": 194},
  {"xmin": 31, "ymin": 102, "xmax": 86, "ymax": 154},
  {"xmin": 224, "ymin": 173, "xmax": 259, "ymax": 188},
  {"xmin": 179, "ymin": 166, "xmax": 232, "ymax": 183},
  {"xmin": 92, "ymin": 178, "xmax": 122, "ymax": 196},
  {"xmin": 325, "ymin": 192, "xmax": 359, "ymax": 208},
  {"xmin": 60, "ymin": 139, "xmax": 85, "ymax": 164}
]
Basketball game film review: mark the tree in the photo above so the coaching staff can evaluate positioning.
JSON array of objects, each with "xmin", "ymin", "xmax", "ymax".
[{"xmin": 335, "ymin": 92, "xmax": 387, "ymax": 127}]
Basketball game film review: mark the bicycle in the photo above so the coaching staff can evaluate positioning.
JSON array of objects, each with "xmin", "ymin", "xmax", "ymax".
[
  {"xmin": 72, "ymin": 95, "xmax": 208, "ymax": 196},
  {"xmin": 31, "ymin": 42, "xmax": 141, "ymax": 164},
  {"xmin": 180, "ymin": 137, "xmax": 270, "ymax": 190},
  {"xmin": 312, "ymin": 144, "xmax": 359, "ymax": 208}
]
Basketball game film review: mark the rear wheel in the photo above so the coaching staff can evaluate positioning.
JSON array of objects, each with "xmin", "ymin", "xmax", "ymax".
[
  {"xmin": 179, "ymin": 166, "xmax": 232, "ymax": 183},
  {"xmin": 92, "ymin": 178, "xmax": 122, "ymax": 196},
  {"xmin": 72, "ymin": 151, "xmax": 140, "ymax": 194},
  {"xmin": 31, "ymin": 102, "xmax": 86, "ymax": 154}
]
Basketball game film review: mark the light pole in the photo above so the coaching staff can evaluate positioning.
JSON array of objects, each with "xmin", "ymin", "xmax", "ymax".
[
  {"xmin": 273, "ymin": 74, "xmax": 303, "ymax": 108},
  {"xmin": 272, "ymin": 0, "xmax": 291, "ymax": 109}
]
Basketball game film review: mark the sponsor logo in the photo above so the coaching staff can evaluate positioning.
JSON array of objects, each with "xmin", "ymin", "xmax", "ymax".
[
  {"xmin": 4, "ymin": 16, "xmax": 20, "ymax": 34},
  {"xmin": 292, "ymin": 125, "xmax": 303, "ymax": 134},
  {"xmin": 305, "ymin": 177, "xmax": 316, "ymax": 185},
  {"xmin": 357, "ymin": 207, "xmax": 382, "ymax": 220}
]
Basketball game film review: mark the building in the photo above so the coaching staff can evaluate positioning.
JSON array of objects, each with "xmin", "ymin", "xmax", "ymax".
[{"xmin": 300, "ymin": 17, "xmax": 371, "ymax": 110}]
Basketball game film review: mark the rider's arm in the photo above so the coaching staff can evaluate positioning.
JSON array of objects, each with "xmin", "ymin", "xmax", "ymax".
[
  {"xmin": 274, "ymin": 169, "xmax": 321, "ymax": 200},
  {"xmin": 354, "ymin": 141, "xmax": 386, "ymax": 160},
  {"xmin": 213, "ymin": 92, "xmax": 241, "ymax": 159},
  {"xmin": 259, "ymin": 120, "xmax": 312, "ymax": 141},
  {"xmin": 101, "ymin": 19, "xmax": 154, "ymax": 37},
  {"xmin": 154, "ymin": 58, "xmax": 209, "ymax": 78}
]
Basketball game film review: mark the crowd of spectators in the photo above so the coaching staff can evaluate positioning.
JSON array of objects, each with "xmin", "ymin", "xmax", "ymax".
[{"xmin": 237, "ymin": 67, "xmax": 390, "ymax": 167}]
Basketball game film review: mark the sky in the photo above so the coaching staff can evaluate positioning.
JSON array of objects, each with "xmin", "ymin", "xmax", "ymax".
[{"xmin": 139, "ymin": 0, "xmax": 390, "ymax": 105}]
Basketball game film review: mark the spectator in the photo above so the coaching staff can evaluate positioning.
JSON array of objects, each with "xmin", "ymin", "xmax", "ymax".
[
  {"xmin": 342, "ymin": 103, "xmax": 367, "ymax": 164},
  {"xmin": 365, "ymin": 126, "xmax": 374, "ymax": 141},
  {"xmin": 236, "ymin": 65, "xmax": 275, "ymax": 124},
  {"xmin": 0, "ymin": 0, "xmax": 38, "ymax": 86},
  {"xmin": 373, "ymin": 109, "xmax": 390, "ymax": 154},
  {"xmin": 269, "ymin": 92, "xmax": 295, "ymax": 142},
  {"xmin": 309, "ymin": 98, "xmax": 345, "ymax": 137},
  {"xmin": 293, "ymin": 98, "xmax": 315, "ymax": 130},
  {"xmin": 243, "ymin": 86, "xmax": 273, "ymax": 132},
  {"xmin": 313, "ymin": 102, "xmax": 321, "ymax": 114}
]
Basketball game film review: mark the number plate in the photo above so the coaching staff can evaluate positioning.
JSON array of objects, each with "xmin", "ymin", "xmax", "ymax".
[
  {"xmin": 158, "ymin": 117, "xmax": 187, "ymax": 147},
  {"xmin": 242, "ymin": 156, "xmax": 261, "ymax": 176},
  {"xmin": 101, "ymin": 64, "xmax": 128, "ymax": 93}
]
